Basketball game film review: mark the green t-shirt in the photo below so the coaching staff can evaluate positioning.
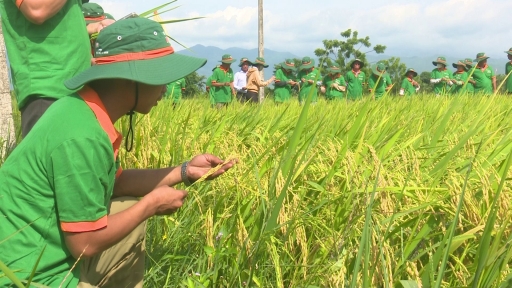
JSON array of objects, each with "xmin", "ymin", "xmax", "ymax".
[
  {"xmin": 211, "ymin": 66, "xmax": 234, "ymax": 103},
  {"xmin": 206, "ymin": 76, "xmax": 215, "ymax": 105},
  {"xmin": 298, "ymin": 68, "xmax": 320, "ymax": 102},
  {"xmin": 451, "ymin": 71, "xmax": 470, "ymax": 94},
  {"xmin": 368, "ymin": 74, "xmax": 387, "ymax": 99},
  {"xmin": 472, "ymin": 65, "xmax": 494, "ymax": 94},
  {"xmin": 164, "ymin": 78, "xmax": 186, "ymax": 103},
  {"xmin": 0, "ymin": 0, "xmax": 91, "ymax": 109},
  {"xmin": 0, "ymin": 94, "xmax": 117, "ymax": 287},
  {"xmin": 383, "ymin": 74, "xmax": 393, "ymax": 89},
  {"xmin": 345, "ymin": 70, "xmax": 366, "ymax": 100},
  {"xmin": 400, "ymin": 78, "xmax": 416, "ymax": 97},
  {"xmin": 430, "ymin": 68, "xmax": 453, "ymax": 95},
  {"xmin": 274, "ymin": 68, "xmax": 293, "ymax": 102},
  {"xmin": 506, "ymin": 62, "xmax": 512, "ymax": 93},
  {"xmin": 323, "ymin": 74, "xmax": 346, "ymax": 99}
]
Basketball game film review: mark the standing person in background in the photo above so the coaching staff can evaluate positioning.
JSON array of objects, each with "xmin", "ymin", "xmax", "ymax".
[
  {"xmin": 322, "ymin": 64, "xmax": 346, "ymax": 101},
  {"xmin": 505, "ymin": 48, "xmax": 512, "ymax": 94},
  {"xmin": 368, "ymin": 63, "xmax": 388, "ymax": 100},
  {"xmin": 297, "ymin": 57, "xmax": 320, "ymax": 104},
  {"xmin": 399, "ymin": 68, "xmax": 420, "ymax": 97},
  {"xmin": 82, "ymin": 2, "xmax": 115, "ymax": 35},
  {"xmin": 210, "ymin": 54, "xmax": 236, "ymax": 108},
  {"xmin": 233, "ymin": 57, "xmax": 251, "ymax": 102},
  {"xmin": 451, "ymin": 60, "xmax": 470, "ymax": 95},
  {"xmin": 377, "ymin": 60, "xmax": 393, "ymax": 92},
  {"xmin": 274, "ymin": 59, "xmax": 297, "ymax": 104},
  {"xmin": 0, "ymin": 0, "xmax": 93, "ymax": 137},
  {"xmin": 245, "ymin": 57, "xmax": 275, "ymax": 103},
  {"xmin": 464, "ymin": 58, "xmax": 476, "ymax": 95},
  {"xmin": 345, "ymin": 59, "xmax": 366, "ymax": 100},
  {"xmin": 430, "ymin": 56, "xmax": 453, "ymax": 96},
  {"xmin": 164, "ymin": 78, "xmax": 186, "ymax": 106},
  {"xmin": 472, "ymin": 53, "xmax": 495, "ymax": 95}
]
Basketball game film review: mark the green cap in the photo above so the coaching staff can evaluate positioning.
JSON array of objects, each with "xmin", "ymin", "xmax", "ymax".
[
  {"xmin": 82, "ymin": 3, "xmax": 106, "ymax": 24},
  {"xmin": 326, "ymin": 63, "xmax": 341, "ymax": 73},
  {"xmin": 432, "ymin": 56, "xmax": 447, "ymax": 66},
  {"xmin": 371, "ymin": 63, "xmax": 386, "ymax": 76},
  {"xmin": 350, "ymin": 58, "xmax": 364, "ymax": 69},
  {"xmin": 474, "ymin": 52, "xmax": 489, "ymax": 63},
  {"xmin": 253, "ymin": 57, "xmax": 269, "ymax": 68},
  {"xmin": 464, "ymin": 58, "xmax": 473, "ymax": 68},
  {"xmin": 299, "ymin": 57, "xmax": 315, "ymax": 70},
  {"xmin": 65, "ymin": 18, "xmax": 206, "ymax": 90},
  {"xmin": 505, "ymin": 48, "xmax": 512, "ymax": 56},
  {"xmin": 405, "ymin": 68, "xmax": 417, "ymax": 77},
  {"xmin": 219, "ymin": 54, "xmax": 236, "ymax": 64},
  {"xmin": 452, "ymin": 60, "xmax": 467, "ymax": 70},
  {"xmin": 281, "ymin": 59, "xmax": 296, "ymax": 71},
  {"xmin": 238, "ymin": 57, "xmax": 252, "ymax": 67}
]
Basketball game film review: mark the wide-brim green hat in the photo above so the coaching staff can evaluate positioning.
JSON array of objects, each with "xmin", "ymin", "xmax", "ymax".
[
  {"xmin": 219, "ymin": 54, "xmax": 236, "ymax": 64},
  {"xmin": 253, "ymin": 57, "xmax": 269, "ymax": 68},
  {"xmin": 464, "ymin": 58, "xmax": 473, "ymax": 68},
  {"xmin": 432, "ymin": 56, "xmax": 447, "ymax": 66},
  {"xmin": 350, "ymin": 58, "xmax": 364, "ymax": 69},
  {"xmin": 404, "ymin": 68, "xmax": 417, "ymax": 77},
  {"xmin": 281, "ymin": 59, "xmax": 296, "ymax": 71},
  {"xmin": 238, "ymin": 57, "xmax": 252, "ymax": 67},
  {"xmin": 327, "ymin": 64, "xmax": 341, "ymax": 73},
  {"xmin": 300, "ymin": 57, "xmax": 315, "ymax": 70},
  {"xmin": 452, "ymin": 60, "xmax": 468, "ymax": 70},
  {"xmin": 474, "ymin": 52, "xmax": 489, "ymax": 63},
  {"xmin": 83, "ymin": 3, "xmax": 105, "ymax": 24},
  {"xmin": 505, "ymin": 48, "xmax": 512, "ymax": 56},
  {"xmin": 65, "ymin": 18, "xmax": 206, "ymax": 90},
  {"xmin": 371, "ymin": 63, "xmax": 386, "ymax": 76}
]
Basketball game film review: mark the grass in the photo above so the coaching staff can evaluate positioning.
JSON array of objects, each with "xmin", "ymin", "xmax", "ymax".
[{"xmin": 2, "ymin": 92, "xmax": 512, "ymax": 287}]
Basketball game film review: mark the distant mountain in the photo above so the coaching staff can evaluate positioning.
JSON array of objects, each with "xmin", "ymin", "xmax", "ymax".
[{"xmin": 176, "ymin": 45, "xmax": 299, "ymax": 77}]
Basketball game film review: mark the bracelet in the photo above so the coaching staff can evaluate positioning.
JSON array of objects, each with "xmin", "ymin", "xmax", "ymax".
[{"xmin": 181, "ymin": 161, "xmax": 193, "ymax": 186}]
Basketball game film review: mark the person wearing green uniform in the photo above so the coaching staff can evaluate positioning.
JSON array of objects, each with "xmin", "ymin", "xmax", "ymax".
[
  {"xmin": 0, "ymin": 0, "xmax": 93, "ymax": 137},
  {"xmin": 0, "ymin": 18, "xmax": 237, "ymax": 288},
  {"xmin": 430, "ymin": 56, "xmax": 453, "ymax": 95},
  {"xmin": 322, "ymin": 64, "xmax": 346, "ymax": 100},
  {"xmin": 345, "ymin": 59, "xmax": 366, "ymax": 100},
  {"xmin": 450, "ymin": 60, "xmax": 470, "ymax": 95},
  {"xmin": 377, "ymin": 60, "xmax": 394, "ymax": 92},
  {"xmin": 463, "ymin": 58, "xmax": 476, "ymax": 95},
  {"xmin": 211, "ymin": 54, "xmax": 236, "ymax": 107},
  {"xmin": 164, "ymin": 78, "xmax": 186, "ymax": 104},
  {"xmin": 206, "ymin": 66, "xmax": 218, "ymax": 106},
  {"xmin": 472, "ymin": 52, "xmax": 496, "ymax": 95},
  {"xmin": 297, "ymin": 57, "xmax": 320, "ymax": 103},
  {"xmin": 504, "ymin": 48, "xmax": 512, "ymax": 94},
  {"xmin": 368, "ymin": 63, "xmax": 388, "ymax": 99},
  {"xmin": 274, "ymin": 59, "xmax": 298, "ymax": 103},
  {"xmin": 399, "ymin": 68, "xmax": 420, "ymax": 97}
]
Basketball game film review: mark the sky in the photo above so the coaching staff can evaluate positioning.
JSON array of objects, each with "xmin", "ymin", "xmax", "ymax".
[{"xmin": 96, "ymin": 0, "xmax": 512, "ymax": 60}]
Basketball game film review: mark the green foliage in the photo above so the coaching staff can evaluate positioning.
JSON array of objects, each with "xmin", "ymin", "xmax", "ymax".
[
  {"xmin": 379, "ymin": 57, "xmax": 407, "ymax": 93},
  {"xmin": 183, "ymin": 72, "xmax": 206, "ymax": 98},
  {"xmin": 419, "ymin": 71, "xmax": 434, "ymax": 94}
]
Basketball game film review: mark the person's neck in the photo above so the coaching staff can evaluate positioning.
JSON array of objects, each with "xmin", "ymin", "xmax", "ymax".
[{"xmin": 89, "ymin": 81, "xmax": 133, "ymax": 123}]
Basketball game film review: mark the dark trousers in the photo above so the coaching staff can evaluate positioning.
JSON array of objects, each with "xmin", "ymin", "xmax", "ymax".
[
  {"xmin": 246, "ymin": 91, "xmax": 259, "ymax": 103},
  {"xmin": 20, "ymin": 96, "xmax": 56, "ymax": 137}
]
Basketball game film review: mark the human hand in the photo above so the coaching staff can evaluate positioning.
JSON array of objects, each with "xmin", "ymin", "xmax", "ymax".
[
  {"xmin": 186, "ymin": 154, "xmax": 237, "ymax": 183},
  {"xmin": 87, "ymin": 19, "xmax": 116, "ymax": 35},
  {"xmin": 145, "ymin": 186, "xmax": 188, "ymax": 215},
  {"xmin": 307, "ymin": 79, "xmax": 314, "ymax": 84},
  {"xmin": 301, "ymin": 78, "xmax": 306, "ymax": 83}
]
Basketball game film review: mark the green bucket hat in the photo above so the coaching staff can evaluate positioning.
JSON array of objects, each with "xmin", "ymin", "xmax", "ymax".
[
  {"xmin": 281, "ymin": 59, "xmax": 296, "ymax": 71},
  {"xmin": 253, "ymin": 57, "xmax": 269, "ymax": 68},
  {"xmin": 219, "ymin": 54, "xmax": 236, "ymax": 64},
  {"xmin": 505, "ymin": 48, "xmax": 512, "ymax": 56},
  {"xmin": 452, "ymin": 60, "xmax": 468, "ymax": 70},
  {"xmin": 377, "ymin": 60, "xmax": 389, "ymax": 70},
  {"xmin": 432, "ymin": 56, "xmax": 447, "ymax": 66},
  {"xmin": 474, "ymin": 52, "xmax": 489, "ymax": 63},
  {"xmin": 464, "ymin": 58, "xmax": 473, "ymax": 68},
  {"xmin": 350, "ymin": 58, "xmax": 364, "ymax": 69},
  {"xmin": 65, "ymin": 18, "xmax": 207, "ymax": 90},
  {"xmin": 299, "ymin": 57, "xmax": 315, "ymax": 70},
  {"xmin": 238, "ymin": 57, "xmax": 252, "ymax": 67},
  {"xmin": 82, "ymin": 3, "xmax": 106, "ymax": 24},
  {"xmin": 104, "ymin": 13, "xmax": 115, "ymax": 21},
  {"xmin": 371, "ymin": 63, "xmax": 386, "ymax": 76},
  {"xmin": 404, "ymin": 68, "xmax": 418, "ymax": 77},
  {"xmin": 327, "ymin": 64, "xmax": 341, "ymax": 74}
]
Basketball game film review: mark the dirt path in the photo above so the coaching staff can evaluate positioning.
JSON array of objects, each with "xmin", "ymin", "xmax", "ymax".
[{"xmin": 0, "ymin": 25, "xmax": 15, "ymax": 155}]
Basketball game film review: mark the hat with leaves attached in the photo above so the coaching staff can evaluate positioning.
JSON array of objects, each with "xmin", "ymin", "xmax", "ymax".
[
  {"xmin": 432, "ymin": 56, "xmax": 447, "ymax": 66},
  {"xmin": 473, "ymin": 52, "xmax": 489, "ymax": 63}
]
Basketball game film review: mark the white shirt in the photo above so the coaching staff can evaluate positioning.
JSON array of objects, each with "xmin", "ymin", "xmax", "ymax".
[{"xmin": 234, "ymin": 70, "xmax": 248, "ymax": 93}]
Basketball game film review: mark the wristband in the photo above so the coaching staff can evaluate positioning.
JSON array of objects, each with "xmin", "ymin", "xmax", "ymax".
[{"xmin": 181, "ymin": 161, "xmax": 192, "ymax": 186}]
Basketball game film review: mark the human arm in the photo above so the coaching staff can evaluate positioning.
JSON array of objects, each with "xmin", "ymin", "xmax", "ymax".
[
  {"xmin": 17, "ymin": 0, "xmax": 67, "ymax": 25},
  {"xmin": 233, "ymin": 72, "xmax": 245, "ymax": 92},
  {"xmin": 492, "ymin": 76, "xmax": 497, "ymax": 92},
  {"xmin": 86, "ymin": 19, "xmax": 116, "ymax": 35}
]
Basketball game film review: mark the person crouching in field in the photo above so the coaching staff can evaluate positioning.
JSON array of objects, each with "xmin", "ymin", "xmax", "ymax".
[
  {"xmin": 274, "ymin": 59, "xmax": 298, "ymax": 103},
  {"xmin": 505, "ymin": 48, "xmax": 512, "ymax": 94},
  {"xmin": 345, "ymin": 59, "xmax": 366, "ymax": 100},
  {"xmin": 297, "ymin": 57, "xmax": 320, "ymax": 104},
  {"xmin": 164, "ymin": 77, "xmax": 186, "ymax": 106},
  {"xmin": 377, "ymin": 60, "xmax": 394, "ymax": 92},
  {"xmin": 472, "ymin": 52, "xmax": 496, "ymax": 95},
  {"xmin": 464, "ymin": 58, "xmax": 476, "ymax": 95},
  {"xmin": 430, "ymin": 56, "xmax": 453, "ymax": 96},
  {"xmin": 245, "ymin": 57, "xmax": 275, "ymax": 103},
  {"xmin": 211, "ymin": 54, "xmax": 236, "ymax": 108},
  {"xmin": 368, "ymin": 63, "xmax": 388, "ymax": 100},
  {"xmin": 451, "ymin": 60, "xmax": 470, "ymax": 95},
  {"xmin": 399, "ymin": 68, "xmax": 420, "ymax": 97},
  {"xmin": 0, "ymin": 18, "xmax": 236, "ymax": 288},
  {"xmin": 321, "ymin": 64, "xmax": 346, "ymax": 101}
]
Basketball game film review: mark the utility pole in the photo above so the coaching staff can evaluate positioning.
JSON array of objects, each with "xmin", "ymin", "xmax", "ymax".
[{"xmin": 258, "ymin": 0, "xmax": 264, "ymax": 103}]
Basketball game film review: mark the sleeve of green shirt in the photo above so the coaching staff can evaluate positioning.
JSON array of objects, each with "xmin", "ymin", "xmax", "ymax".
[
  {"xmin": 211, "ymin": 68, "xmax": 221, "ymax": 83},
  {"xmin": 401, "ymin": 78, "xmax": 408, "ymax": 89},
  {"xmin": 49, "ymin": 137, "xmax": 114, "ymax": 232},
  {"xmin": 337, "ymin": 76, "xmax": 346, "ymax": 86},
  {"xmin": 180, "ymin": 78, "xmax": 186, "ymax": 89},
  {"xmin": 368, "ymin": 75, "xmax": 376, "ymax": 90},
  {"xmin": 490, "ymin": 67, "xmax": 496, "ymax": 77}
]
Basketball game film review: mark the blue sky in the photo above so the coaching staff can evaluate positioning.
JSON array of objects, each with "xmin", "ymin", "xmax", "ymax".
[{"xmin": 96, "ymin": 0, "xmax": 512, "ymax": 60}]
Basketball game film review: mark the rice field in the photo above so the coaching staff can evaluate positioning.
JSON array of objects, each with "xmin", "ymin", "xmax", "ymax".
[{"xmin": 113, "ymin": 93, "xmax": 512, "ymax": 287}]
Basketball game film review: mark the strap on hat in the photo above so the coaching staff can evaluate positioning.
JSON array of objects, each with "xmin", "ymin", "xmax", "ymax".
[{"xmin": 125, "ymin": 83, "xmax": 139, "ymax": 152}]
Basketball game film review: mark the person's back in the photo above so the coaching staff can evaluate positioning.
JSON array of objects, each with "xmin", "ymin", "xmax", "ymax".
[{"xmin": 0, "ymin": 0, "xmax": 91, "ymax": 136}]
